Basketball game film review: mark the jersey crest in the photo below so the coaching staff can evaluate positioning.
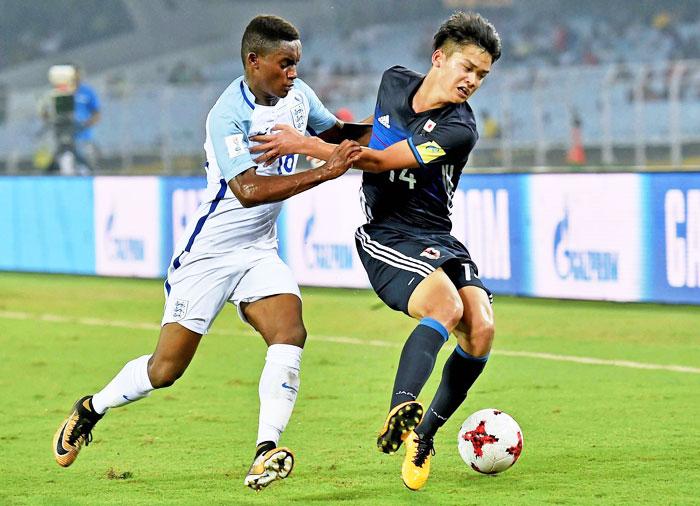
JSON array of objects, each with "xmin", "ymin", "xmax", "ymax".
[{"xmin": 291, "ymin": 102, "xmax": 306, "ymax": 131}]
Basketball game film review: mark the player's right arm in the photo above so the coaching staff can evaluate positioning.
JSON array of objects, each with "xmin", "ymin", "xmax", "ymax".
[
  {"xmin": 250, "ymin": 124, "xmax": 418, "ymax": 174},
  {"xmin": 230, "ymin": 140, "xmax": 360, "ymax": 207},
  {"xmin": 317, "ymin": 115, "xmax": 375, "ymax": 146},
  {"xmin": 208, "ymin": 106, "xmax": 360, "ymax": 208}
]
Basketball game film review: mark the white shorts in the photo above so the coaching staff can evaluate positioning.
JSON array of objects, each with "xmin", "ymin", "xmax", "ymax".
[{"xmin": 161, "ymin": 247, "xmax": 301, "ymax": 335}]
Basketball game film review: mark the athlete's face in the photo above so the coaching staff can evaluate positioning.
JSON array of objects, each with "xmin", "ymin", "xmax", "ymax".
[
  {"xmin": 433, "ymin": 43, "xmax": 492, "ymax": 103},
  {"xmin": 247, "ymin": 39, "xmax": 301, "ymax": 105}
]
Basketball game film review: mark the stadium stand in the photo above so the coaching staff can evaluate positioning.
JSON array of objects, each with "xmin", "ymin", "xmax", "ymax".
[{"xmin": 1, "ymin": 0, "xmax": 699, "ymax": 172}]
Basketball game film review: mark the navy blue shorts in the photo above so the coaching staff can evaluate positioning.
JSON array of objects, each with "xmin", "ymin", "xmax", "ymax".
[{"xmin": 355, "ymin": 223, "xmax": 492, "ymax": 315}]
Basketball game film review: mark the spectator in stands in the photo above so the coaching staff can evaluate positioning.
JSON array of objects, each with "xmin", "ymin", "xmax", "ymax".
[
  {"xmin": 481, "ymin": 110, "xmax": 501, "ymax": 139},
  {"xmin": 566, "ymin": 108, "xmax": 586, "ymax": 165},
  {"xmin": 334, "ymin": 107, "xmax": 355, "ymax": 122}
]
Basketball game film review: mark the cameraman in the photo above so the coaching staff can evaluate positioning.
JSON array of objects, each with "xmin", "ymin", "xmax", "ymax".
[{"xmin": 42, "ymin": 64, "xmax": 100, "ymax": 175}]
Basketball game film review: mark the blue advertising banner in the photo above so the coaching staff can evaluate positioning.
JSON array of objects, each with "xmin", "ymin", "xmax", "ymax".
[
  {"xmin": 0, "ymin": 176, "xmax": 95, "ymax": 274},
  {"xmin": 526, "ymin": 174, "xmax": 644, "ymax": 302},
  {"xmin": 159, "ymin": 177, "xmax": 208, "ymax": 274},
  {"xmin": 644, "ymin": 173, "xmax": 700, "ymax": 304},
  {"xmin": 1, "ymin": 173, "xmax": 698, "ymax": 305},
  {"xmin": 454, "ymin": 174, "xmax": 530, "ymax": 296}
]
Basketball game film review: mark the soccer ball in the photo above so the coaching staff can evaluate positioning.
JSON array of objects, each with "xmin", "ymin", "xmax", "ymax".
[{"xmin": 457, "ymin": 408, "xmax": 523, "ymax": 474}]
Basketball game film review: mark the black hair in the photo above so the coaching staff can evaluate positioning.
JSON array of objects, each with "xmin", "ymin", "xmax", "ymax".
[
  {"xmin": 433, "ymin": 11, "xmax": 501, "ymax": 63},
  {"xmin": 240, "ymin": 15, "xmax": 300, "ymax": 66}
]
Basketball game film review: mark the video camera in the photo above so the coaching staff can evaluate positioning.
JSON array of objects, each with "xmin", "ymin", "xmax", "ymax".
[{"xmin": 47, "ymin": 65, "xmax": 78, "ymax": 148}]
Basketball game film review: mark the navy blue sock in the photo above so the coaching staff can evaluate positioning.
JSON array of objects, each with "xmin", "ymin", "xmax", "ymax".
[
  {"xmin": 390, "ymin": 318, "xmax": 448, "ymax": 408},
  {"xmin": 416, "ymin": 346, "xmax": 489, "ymax": 438}
]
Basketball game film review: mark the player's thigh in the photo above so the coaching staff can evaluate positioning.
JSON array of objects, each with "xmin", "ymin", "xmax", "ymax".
[
  {"xmin": 355, "ymin": 224, "xmax": 442, "ymax": 315},
  {"xmin": 453, "ymin": 285, "xmax": 495, "ymax": 356},
  {"xmin": 162, "ymin": 251, "xmax": 245, "ymax": 335},
  {"xmin": 407, "ymin": 268, "xmax": 463, "ymax": 331},
  {"xmin": 230, "ymin": 253, "xmax": 305, "ymax": 346}
]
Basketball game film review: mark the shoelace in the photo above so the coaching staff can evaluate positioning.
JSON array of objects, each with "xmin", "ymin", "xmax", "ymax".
[
  {"xmin": 412, "ymin": 436, "xmax": 435, "ymax": 467},
  {"xmin": 67, "ymin": 415, "xmax": 97, "ymax": 447}
]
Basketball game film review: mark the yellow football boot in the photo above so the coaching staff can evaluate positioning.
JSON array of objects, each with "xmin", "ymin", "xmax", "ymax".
[
  {"xmin": 401, "ymin": 431, "xmax": 434, "ymax": 491},
  {"xmin": 53, "ymin": 396, "xmax": 103, "ymax": 467},
  {"xmin": 377, "ymin": 400, "xmax": 424, "ymax": 454},
  {"xmin": 244, "ymin": 446, "xmax": 295, "ymax": 491}
]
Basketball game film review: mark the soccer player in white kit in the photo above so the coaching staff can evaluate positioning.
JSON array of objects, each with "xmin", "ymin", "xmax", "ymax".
[{"xmin": 52, "ymin": 15, "xmax": 362, "ymax": 491}]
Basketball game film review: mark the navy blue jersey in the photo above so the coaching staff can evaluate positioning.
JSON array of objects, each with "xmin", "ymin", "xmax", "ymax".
[{"xmin": 362, "ymin": 66, "xmax": 478, "ymax": 232}]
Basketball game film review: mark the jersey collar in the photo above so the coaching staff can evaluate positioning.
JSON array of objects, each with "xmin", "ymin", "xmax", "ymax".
[{"xmin": 240, "ymin": 79, "xmax": 255, "ymax": 110}]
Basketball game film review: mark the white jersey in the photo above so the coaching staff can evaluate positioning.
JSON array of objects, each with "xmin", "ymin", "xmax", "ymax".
[{"xmin": 172, "ymin": 76, "xmax": 336, "ymax": 260}]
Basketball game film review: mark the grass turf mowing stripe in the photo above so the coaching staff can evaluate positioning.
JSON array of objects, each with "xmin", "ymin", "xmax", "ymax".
[{"xmin": 2, "ymin": 309, "xmax": 699, "ymax": 375}]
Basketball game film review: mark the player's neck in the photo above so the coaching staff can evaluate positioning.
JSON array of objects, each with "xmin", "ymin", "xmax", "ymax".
[
  {"xmin": 412, "ymin": 73, "xmax": 449, "ymax": 113},
  {"xmin": 243, "ymin": 77, "xmax": 280, "ymax": 107}
]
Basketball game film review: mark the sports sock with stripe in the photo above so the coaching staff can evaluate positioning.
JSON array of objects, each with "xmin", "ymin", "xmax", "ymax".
[
  {"xmin": 390, "ymin": 318, "xmax": 449, "ymax": 408},
  {"xmin": 415, "ymin": 346, "xmax": 489, "ymax": 438},
  {"xmin": 91, "ymin": 354, "xmax": 154, "ymax": 415},
  {"xmin": 256, "ymin": 344, "xmax": 302, "ymax": 446}
]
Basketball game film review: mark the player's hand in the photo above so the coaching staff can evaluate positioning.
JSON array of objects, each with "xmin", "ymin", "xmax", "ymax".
[
  {"xmin": 320, "ymin": 139, "xmax": 361, "ymax": 180},
  {"xmin": 306, "ymin": 155, "xmax": 324, "ymax": 168},
  {"xmin": 250, "ymin": 124, "xmax": 304, "ymax": 166}
]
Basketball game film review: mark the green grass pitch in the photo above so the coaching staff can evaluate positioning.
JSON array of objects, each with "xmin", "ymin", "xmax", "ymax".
[{"xmin": 0, "ymin": 272, "xmax": 698, "ymax": 505}]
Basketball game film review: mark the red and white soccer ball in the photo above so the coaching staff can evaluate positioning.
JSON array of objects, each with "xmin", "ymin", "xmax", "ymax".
[{"xmin": 458, "ymin": 408, "xmax": 523, "ymax": 474}]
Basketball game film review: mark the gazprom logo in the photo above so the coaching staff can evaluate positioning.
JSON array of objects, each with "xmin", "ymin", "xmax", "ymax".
[
  {"xmin": 302, "ymin": 213, "xmax": 353, "ymax": 270},
  {"xmin": 105, "ymin": 211, "xmax": 145, "ymax": 261},
  {"xmin": 665, "ymin": 189, "xmax": 700, "ymax": 288},
  {"xmin": 553, "ymin": 207, "xmax": 618, "ymax": 282}
]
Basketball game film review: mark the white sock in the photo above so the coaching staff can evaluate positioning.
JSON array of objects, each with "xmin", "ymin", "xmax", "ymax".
[
  {"xmin": 256, "ymin": 344, "xmax": 302, "ymax": 446},
  {"xmin": 91, "ymin": 355, "xmax": 154, "ymax": 415}
]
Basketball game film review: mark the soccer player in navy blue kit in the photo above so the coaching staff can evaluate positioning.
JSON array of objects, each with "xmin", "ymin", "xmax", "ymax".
[{"xmin": 251, "ymin": 12, "xmax": 501, "ymax": 490}]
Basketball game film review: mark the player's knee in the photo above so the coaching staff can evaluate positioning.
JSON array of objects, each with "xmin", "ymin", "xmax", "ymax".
[
  {"xmin": 466, "ymin": 320, "xmax": 495, "ymax": 357},
  {"xmin": 266, "ymin": 322, "xmax": 307, "ymax": 347},
  {"xmin": 424, "ymin": 296, "xmax": 463, "ymax": 332},
  {"xmin": 147, "ymin": 360, "xmax": 185, "ymax": 389}
]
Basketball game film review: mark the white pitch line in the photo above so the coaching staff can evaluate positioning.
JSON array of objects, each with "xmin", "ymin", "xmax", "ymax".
[{"xmin": 1, "ymin": 310, "xmax": 699, "ymax": 375}]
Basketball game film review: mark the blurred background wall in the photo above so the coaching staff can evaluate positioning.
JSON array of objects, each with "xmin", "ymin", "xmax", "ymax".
[{"xmin": 1, "ymin": 0, "xmax": 700, "ymax": 174}]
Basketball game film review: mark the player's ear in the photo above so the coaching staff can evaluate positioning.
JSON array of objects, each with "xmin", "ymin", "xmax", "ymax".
[
  {"xmin": 432, "ymin": 49, "xmax": 444, "ymax": 68},
  {"xmin": 247, "ymin": 52, "xmax": 259, "ymax": 69}
]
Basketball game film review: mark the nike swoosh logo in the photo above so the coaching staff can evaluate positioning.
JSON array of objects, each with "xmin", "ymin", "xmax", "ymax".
[
  {"xmin": 281, "ymin": 382, "xmax": 298, "ymax": 393},
  {"xmin": 55, "ymin": 424, "xmax": 70, "ymax": 456},
  {"xmin": 122, "ymin": 394, "xmax": 131, "ymax": 401}
]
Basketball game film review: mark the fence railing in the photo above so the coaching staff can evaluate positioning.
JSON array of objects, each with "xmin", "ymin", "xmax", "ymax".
[{"xmin": 2, "ymin": 59, "xmax": 700, "ymax": 173}]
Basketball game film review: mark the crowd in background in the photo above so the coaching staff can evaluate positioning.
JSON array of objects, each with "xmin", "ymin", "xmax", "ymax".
[
  {"xmin": 0, "ymin": 0, "xmax": 133, "ymax": 70},
  {"xmin": 2, "ymin": 1, "xmax": 700, "ymax": 75},
  {"xmin": 2, "ymin": 0, "xmax": 700, "ymax": 173}
]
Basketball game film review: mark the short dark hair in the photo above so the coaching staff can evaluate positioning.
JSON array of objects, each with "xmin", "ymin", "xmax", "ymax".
[
  {"xmin": 240, "ymin": 15, "xmax": 300, "ymax": 66},
  {"xmin": 433, "ymin": 11, "xmax": 501, "ymax": 63}
]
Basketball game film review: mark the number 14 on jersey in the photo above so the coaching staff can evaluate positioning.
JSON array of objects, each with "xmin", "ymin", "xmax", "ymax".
[{"xmin": 388, "ymin": 169, "xmax": 417, "ymax": 189}]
